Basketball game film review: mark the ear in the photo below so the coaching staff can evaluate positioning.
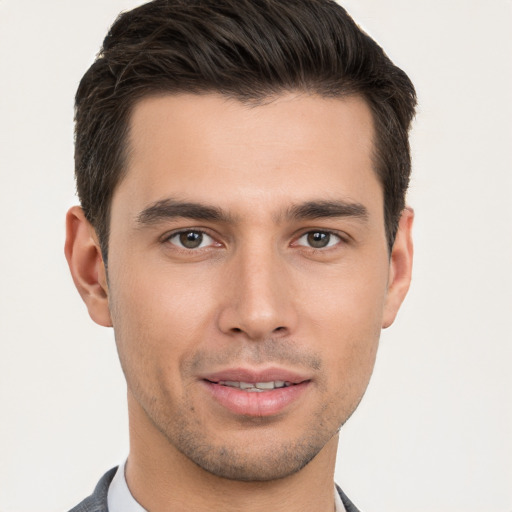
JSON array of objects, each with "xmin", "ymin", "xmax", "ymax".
[
  {"xmin": 64, "ymin": 206, "xmax": 112, "ymax": 327},
  {"xmin": 382, "ymin": 207, "xmax": 414, "ymax": 328}
]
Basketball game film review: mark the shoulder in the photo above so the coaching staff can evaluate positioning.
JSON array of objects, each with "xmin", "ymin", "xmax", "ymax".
[{"xmin": 68, "ymin": 467, "xmax": 118, "ymax": 512}]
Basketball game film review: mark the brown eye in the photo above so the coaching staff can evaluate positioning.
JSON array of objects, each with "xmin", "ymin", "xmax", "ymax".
[
  {"xmin": 307, "ymin": 232, "xmax": 330, "ymax": 248},
  {"xmin": 169, "ymin": 230, "xmax": 213, "ymax": 249},
  {"xmin": 295, "ymin": 231, "xmax": 341, "ymax": 249},
  {"xmin": 180, "ymin": 231, "xmax": 202, "ymax": 248}
]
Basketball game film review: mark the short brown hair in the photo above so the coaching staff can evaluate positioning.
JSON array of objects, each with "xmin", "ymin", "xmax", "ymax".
[{"xmin": 75, "ymin": 0, "xmax": 416, "ymax": 259}]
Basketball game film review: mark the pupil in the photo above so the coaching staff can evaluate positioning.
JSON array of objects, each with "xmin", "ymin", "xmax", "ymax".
[
  {"xmin": 180, "ymin": 231, "xmax": 202, "ymax": 248},
  {"xmin": 307, "ymin": 232, "xmax": 329, "ymax": 248}
]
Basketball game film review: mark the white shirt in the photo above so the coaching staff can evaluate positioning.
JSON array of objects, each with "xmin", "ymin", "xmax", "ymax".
[
  {"xmin": 107, "ymin": 460, "xmax": 145, "ymax": 512},
  {"xmin": 108, "ymin": 460, "xmax": 346, "ymax": 512}
]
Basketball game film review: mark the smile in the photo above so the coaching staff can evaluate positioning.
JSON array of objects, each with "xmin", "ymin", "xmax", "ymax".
[
  {"xmin": 216, "ymin": 380, "xmax": 293, "ymax": 391},
  {"xmin": 201, "ymin": 370, "xmax": 310, "ymax": 416}
]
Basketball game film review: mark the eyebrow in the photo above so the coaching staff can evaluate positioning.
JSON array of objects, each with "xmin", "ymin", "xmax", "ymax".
[
  {"xmin": 136, "ymin": 198, "xmax": 368, "ymax": 227},
  {"xmin": 284, "ymin": 200, "xmax": 368, "ymax": 222},
  {"xmin": 136, "ymin": 198, "xmax": 233, "ymax": 225}
]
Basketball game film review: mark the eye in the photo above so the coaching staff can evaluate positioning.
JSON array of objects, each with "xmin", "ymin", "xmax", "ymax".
[
  {"xmin": 295, "ymin": 231, "xmax": 342, "ymax": 249},
  {"xmin": 167, "ymin": 230, "xmax": 216, "ymax": 249}
]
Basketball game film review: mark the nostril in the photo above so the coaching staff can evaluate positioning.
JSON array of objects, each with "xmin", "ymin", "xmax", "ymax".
[{"xmin": 273, "ymin": 326, "xmax": 286, "ymax": 332}]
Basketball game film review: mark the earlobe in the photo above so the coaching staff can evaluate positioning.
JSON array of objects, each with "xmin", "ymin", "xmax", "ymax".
[
  {"xmin": 382, "ymin": 207, "xmax": 414, "ymax": 329},
  {"xmin": 64, "ymin": 206, "xmax": 112, "ymax": 327}
]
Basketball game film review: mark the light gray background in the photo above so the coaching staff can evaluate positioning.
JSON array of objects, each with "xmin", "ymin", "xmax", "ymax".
[{"xmin": 0, "ymin": 1, "xmax": 511, "ymax": 511}]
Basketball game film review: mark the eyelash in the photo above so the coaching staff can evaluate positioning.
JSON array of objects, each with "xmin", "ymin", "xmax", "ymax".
[
  {"xmin": 163, "ymin": 229, "xmax": 347, "ymax": 251},
  {"xmin": 164, "ymin": 229, "xmax": 219, "ymax": 250},
  {"xmin": 293, "ymin": 231, "xmax": 345, "ymax": 251}
]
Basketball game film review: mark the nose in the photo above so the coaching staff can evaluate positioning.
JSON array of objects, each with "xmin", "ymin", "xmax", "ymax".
[{"xmin": 217, "ymin": 246, "xmax": 298, "ymax": 341}]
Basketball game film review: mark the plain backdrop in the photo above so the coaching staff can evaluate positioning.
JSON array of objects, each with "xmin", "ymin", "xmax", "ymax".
[{"xmin": 0, "ymin": 1, "xmax": 511, "ymax": 511}]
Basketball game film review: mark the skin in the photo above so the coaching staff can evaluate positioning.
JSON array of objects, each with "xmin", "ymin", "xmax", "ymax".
[{"xmin": 65, "ymin": 92, "xmax": 413, "ymax": 512}]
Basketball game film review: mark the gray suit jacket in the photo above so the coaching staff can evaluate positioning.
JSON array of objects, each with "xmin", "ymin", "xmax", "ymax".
[{"xmin": 69, "ymin": 467, "xmax": 361, "ymax": 512}]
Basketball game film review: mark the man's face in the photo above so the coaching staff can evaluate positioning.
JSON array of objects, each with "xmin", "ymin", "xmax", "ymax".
[{"xmin": 102, "ymin": 93, "xmax": 406, "ymax": 481}]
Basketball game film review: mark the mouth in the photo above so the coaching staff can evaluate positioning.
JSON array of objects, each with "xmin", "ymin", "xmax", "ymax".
[
  {"xmin": 209, "ymin": 380, "xmax": 294, "ymax": 392},
  {"xmin": 201, "ymin": 369, "xmax": 311, "ymax": 416}
]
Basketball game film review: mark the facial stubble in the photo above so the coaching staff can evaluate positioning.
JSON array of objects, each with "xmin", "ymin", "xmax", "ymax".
[{"xmin": 125, "ymin": 341, "xmax": 365, "ymax": 482}]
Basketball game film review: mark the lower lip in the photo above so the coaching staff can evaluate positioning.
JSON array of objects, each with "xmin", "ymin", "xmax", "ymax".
[{"xmin": 202, "ymin": 381, "xmax": 310, "ymax": 417}]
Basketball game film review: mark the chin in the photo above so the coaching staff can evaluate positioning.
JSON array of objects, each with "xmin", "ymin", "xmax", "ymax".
[
  {"xmin": 169, "ymin": 423, "xmax": 337, "ymax": 482},
  {"xmin": 184, "ymin": 444, "xmax": 318, "ymax": 481}
]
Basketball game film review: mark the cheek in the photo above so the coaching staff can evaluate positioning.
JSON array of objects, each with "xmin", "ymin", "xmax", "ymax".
[
  {"xmin": 302, "ymin": 258, "xmax": 389, "ymax": 336},
  {"xmin": 108, "ymin": 261, "xmax": 218, "ymax": 389},
  {"xmin": 300, "ymin": 261, "xmax": 388, "ymax": 390},
  {"xmin": 313, "ymin": 296, "xmax": 381, "ymax": 421}
]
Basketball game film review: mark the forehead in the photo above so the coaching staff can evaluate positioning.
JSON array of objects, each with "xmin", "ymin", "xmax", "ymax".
[{"xmin": 114, "ymin": 92, "xmax": 381, "ymax": 219}]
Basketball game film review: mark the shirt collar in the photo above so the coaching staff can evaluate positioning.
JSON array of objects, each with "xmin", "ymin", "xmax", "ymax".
[
  {"xmin": 108, "ymin": 460, "xmax": 346, "ymax": 512},
  {"xmin": 107, "ymin": 460, "xmax": 145, "ymax": 512}
]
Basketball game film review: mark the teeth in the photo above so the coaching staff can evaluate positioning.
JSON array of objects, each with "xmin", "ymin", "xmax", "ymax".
[
  {"xmin": 255, "ymin": 382, "xmax": 274, "ymax": 390},
  {"xmin": 219, "ymin": 380, "xmax": 291, "ymax": 391}
]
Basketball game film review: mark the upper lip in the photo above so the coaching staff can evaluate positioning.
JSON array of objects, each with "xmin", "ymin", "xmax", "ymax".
[{"xmin": 201, "ymin": 367, "xmax": 311, "ymax": 385}]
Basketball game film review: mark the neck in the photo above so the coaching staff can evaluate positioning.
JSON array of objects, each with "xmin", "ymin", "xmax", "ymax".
[{"xmin": 125, "ymin": 395, "xmax": 339, "ymax": 512}]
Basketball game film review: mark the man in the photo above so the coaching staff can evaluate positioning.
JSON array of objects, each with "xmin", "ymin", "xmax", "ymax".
[{"xmin": 65, "ymin": 0, "xmax": 416, "ymax": 510}]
